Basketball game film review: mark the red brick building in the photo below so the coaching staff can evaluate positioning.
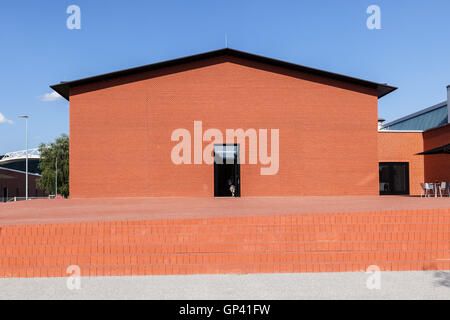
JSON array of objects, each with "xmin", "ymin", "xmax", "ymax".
[
  {"xmin": 379, "ymin": 84, "xmax": 450, "ymax": 196},
  {"xmin": 0, "ymin": 167, "xmax": 45, "ymax": 202},
  {"xmin": 377, "ymin": 125, "xmax": 450, "ymax": 196},
  {"xmin": 51, "ymin": 49, "xmax": 448, "ymax": 198}
]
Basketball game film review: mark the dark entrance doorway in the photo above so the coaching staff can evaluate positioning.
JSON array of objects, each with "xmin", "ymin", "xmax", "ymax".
[
  {"xmin": 214, "ymin": 144, "xmax": 240, "ymax": 197},
  {"xmin": 2, "ymin": 187, "xmax": 7, "ymax": 202},
  {"xmin": 379, "ymin": 162, "xmax": 410, "ymax": 195}
]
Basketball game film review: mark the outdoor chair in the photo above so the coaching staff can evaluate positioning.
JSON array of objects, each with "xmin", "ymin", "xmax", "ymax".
[
  {"xmin": 437, "ymin": 182, "xmax": 449, "ymax": 197},
  {"xmin": 420, "ymin": 183, "xmax": 434, "ymax": 197}
]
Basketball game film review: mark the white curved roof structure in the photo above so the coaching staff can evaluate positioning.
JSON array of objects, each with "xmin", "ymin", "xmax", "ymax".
[{"xmin": 0, "ymin": 148, "xmax": 40, "ymax": 164}]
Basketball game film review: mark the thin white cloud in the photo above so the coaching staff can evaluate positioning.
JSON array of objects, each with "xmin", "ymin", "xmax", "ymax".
[
  {"xmin": 40, "ymin": 91, "xmax": 63, "ymax": 102},
  {"xmin": 0, "ymin": 112, "xmax": 13, "ymax": 124}
]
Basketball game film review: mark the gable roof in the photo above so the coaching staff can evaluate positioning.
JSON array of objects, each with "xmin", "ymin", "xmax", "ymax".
[{"xmin": 50, "ymin": 48, "xmax": 397, "ymax": 101}]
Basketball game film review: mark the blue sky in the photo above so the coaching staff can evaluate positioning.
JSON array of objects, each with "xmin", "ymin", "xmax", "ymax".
[{"xmin": 1, "ymin": 0, "xmax": 449, "ymax": 154}]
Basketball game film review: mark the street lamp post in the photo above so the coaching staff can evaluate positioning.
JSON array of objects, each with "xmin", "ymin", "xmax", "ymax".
[
  {"xmin": 18, "ymin": 115, "xmax": 29, "ymax": 200},
  {"xmin": 55, "ymin": 155, "xmax": 58, "ymax": 197}
]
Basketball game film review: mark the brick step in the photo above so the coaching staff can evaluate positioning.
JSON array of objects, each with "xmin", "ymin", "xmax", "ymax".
[
  {"xmin": 2, "ymin": 240, "xmax": 449, "ymax": 256},
  {"xmin": 1, "ymin": 209, "xmax": 448, "ymax": 233},
  {"xmin": 30, "ymin": 223, "xmax": 449, "ymax": 235},
  {"xmin": 1, "ymin": 209, "xmax": 448, "ymax": 278},
  {"xmin": 139, "ymin": 212, "xmax": 449, "ymax": 226},
  {"xmin": 1, "ymin": 260, "xmax": 449, "ymax": 278},
  {"xmin": 2, "ymin": 250, "xmax": 449, "ymax": 268},
  {"xmin": 2, "ymin": 220, "xmax": 450, "ymax": 236},
  {"xmin": 1, "ymin": 231, "xmax": 449, "ymax": 246}
]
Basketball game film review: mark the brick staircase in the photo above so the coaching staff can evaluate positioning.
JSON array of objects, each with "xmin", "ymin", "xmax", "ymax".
[{"xmin": 0, "ymin": 208, "xmax": 449, "ymax": 278}]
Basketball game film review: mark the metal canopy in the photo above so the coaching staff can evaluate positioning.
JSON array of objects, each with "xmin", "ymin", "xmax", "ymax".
[{"xmin": 416, "ymin": 144, "xmax": 450, "ymax": 155}]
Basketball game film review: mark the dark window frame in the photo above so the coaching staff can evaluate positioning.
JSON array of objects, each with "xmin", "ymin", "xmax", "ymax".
[
  {"xmin": 379, "ymin": 162, "xmax": 410, "ymax": 195},
  {"xmin": 213, "ymin": 144, "xmax": 241, "ymax": 198}
]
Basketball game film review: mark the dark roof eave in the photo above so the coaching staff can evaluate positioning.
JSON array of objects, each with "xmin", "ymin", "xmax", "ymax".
[
  {"xmin": 50, "ymin": 48, "xmax": 397, "ymax": 101},
  {"xmin": 50, "ymin": 82, "xmax": 70, "ymax": 101},
  {"xmin": 378, "ymin": 85, "xmax": 397, "ymax": 99},
  {"xmin": 416, "ymin": 143, "xmax": 450, "ymax": 155}
]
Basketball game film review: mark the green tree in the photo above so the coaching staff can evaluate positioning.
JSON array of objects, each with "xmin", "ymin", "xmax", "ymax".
[{"xmin": 38, "ymin": 134, "xmax": 69, "ymax": 197}]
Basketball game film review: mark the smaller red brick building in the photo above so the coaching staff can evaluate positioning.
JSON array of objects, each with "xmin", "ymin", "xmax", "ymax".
[
  {"xmin": 378, "ymin": 124, "xmax": 450, "ymax": 196},
  {"xmin": 0, "ymin": 167, "xmax": 45, "ymax": 202},
  {"xmin": 379, "ymin": 84, "xmax": 449, "ymax": 196}
]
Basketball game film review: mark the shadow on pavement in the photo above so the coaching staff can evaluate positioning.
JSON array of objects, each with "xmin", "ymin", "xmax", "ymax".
[{"xmin": 434, "ymin": 271, "xmax": 450, "ymax": 287}]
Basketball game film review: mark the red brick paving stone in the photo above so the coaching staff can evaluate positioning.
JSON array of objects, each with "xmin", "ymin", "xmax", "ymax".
[{"xmin": 0, "ymin": 197, "xmax": 448, "ymax": 226}]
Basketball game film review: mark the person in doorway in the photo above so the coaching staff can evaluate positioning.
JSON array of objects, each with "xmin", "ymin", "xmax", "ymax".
[{"xmin": 227, "ymin": 177, "xmax": 236, "ymax": 197}]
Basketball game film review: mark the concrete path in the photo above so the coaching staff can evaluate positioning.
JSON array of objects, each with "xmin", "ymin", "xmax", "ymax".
[{"xmin": 0, "ymin": 271, "xmax": 449, "ymax": 300}]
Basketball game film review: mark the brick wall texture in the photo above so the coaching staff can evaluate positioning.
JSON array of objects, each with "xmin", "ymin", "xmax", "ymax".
[
  {"xmin": 423, "ymin": 124, "xmax": 450, "ymax": 184},
  {"xmin": 69, "ymin": 56, "xmax": 380, "ymax": 198},
  {"xmin": 377, "ymin": 132, "xmax": 424, "ymax": 196}
]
